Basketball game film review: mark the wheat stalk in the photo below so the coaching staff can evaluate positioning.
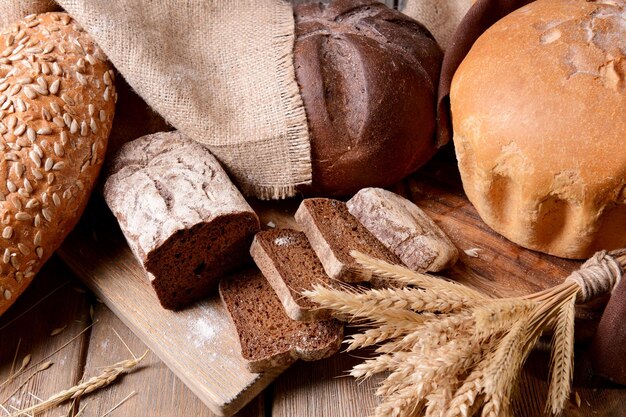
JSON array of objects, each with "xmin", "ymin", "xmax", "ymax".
[
  {"xmin": 305, "ymin": 284, "xmax": 433, "ymax": 325},
  {"xmin": 11, "ymin": 351, "xmax": 148, "ymax": 417},
  {"xmin": 305, "ymin": 249, "xmax": 626, "ymax": 417},
  {"xmin": 547, "ymin": 293, "xmax": 576, "ymax": 414},
  {"xmin": 351, "ymin": 251, "xmax": 487, "ymax": 301}
]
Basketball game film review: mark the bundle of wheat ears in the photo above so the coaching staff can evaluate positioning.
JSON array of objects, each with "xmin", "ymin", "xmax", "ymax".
[{"xmin": 305, "ymin": 249, "xmax": 626, "ymax": 417}]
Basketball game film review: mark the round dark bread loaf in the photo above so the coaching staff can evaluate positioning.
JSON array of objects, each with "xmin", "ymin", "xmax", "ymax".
[{"xmin": 294, "ymin": 0, "xmax": 443, "ymax": 196}]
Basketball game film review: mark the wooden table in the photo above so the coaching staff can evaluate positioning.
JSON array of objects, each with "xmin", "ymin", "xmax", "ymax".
[{"xmin": 1, "ymin": 229, "xmax": 626, "ymax": 417}]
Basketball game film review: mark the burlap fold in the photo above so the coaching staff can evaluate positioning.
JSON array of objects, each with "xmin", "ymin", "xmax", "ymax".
[
  {"xmin": 56, "ymin": 0, "xmax": 312, "ymax": 200},
  {"xmin": 401, "ymin": 0, "xmax": 472, "ymax": 50},
  {"xmin": 0, "ymin": 0, "xmax": 58, "ymax": 29}
]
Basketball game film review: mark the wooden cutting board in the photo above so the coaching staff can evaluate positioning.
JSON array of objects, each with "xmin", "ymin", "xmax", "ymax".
[
  {"xmin": 57, "ymin": 153, "xmax": 584, "ymax": 417},
  {"xmin": 57, "ymin": 198, "xmax": 286, "ymax": 417}
]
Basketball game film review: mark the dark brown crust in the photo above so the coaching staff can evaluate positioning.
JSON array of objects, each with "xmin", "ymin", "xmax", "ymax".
[
  {"xmin": 219, "ymin": 268, "xmax": 343, "ymax": 373},
  {"xmin": 294, "ymin": 0, "xmax": 443, "ymax": 195}
]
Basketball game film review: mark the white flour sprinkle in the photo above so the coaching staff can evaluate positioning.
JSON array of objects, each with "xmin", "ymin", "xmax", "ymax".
[{"xmin": 274, "ymin": 235, "xmax": 295, "ymax": 246}]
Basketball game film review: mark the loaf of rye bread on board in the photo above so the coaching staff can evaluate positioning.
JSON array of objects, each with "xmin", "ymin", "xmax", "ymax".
[
  {"xmin": 0, "ymin": 12, "xmax": 116, "ymax": 316},
  {"xmin": 104, "ymin": 131, "xmax": 259, "ymax": 310}
]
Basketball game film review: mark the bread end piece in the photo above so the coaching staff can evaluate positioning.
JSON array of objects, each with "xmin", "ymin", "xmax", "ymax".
[{"xmin": 347, "ymin": 188, "xmax": 458, "ymax": 272}]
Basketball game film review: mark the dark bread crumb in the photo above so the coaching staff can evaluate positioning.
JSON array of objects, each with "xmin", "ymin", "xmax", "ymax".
[
  {"xmin": 295, "ymin": 198, "xmax": 401, "ymax": 282},
  {"xmin": 219, "ymin": 268, "xmax": 343, "ymax": 373},
  {"xmin": 148, "ymin": 214, "xmax": 258, "ymax": 309},
  {"xmin": 251, "ymin": 229, "xmax": 333, "ymax": 321}
]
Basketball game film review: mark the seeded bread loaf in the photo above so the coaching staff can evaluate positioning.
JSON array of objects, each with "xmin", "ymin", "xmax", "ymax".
[
  {"xmin": 219, "ymin": 268, "xmax": 343, "ymax": 373},
  {"xmin": 347, "ymin": 188, "xmax": 458, "ymax": 272},
  {"xmin": 0, "ymin": 12, "xmax": 116, "ymax": 317},
  {"xmin": 250, "ymin": 229, "xmax": 333, "ymax": 321},
  {"xmin": 104, "ymin": 131, "xmax": 260, "ymax": 310},
  {"xmin": 451, "ymin": 0, "xmax": 626, "ymax": 258},
  {"xmin": 295, "ymin": 198, "xmax": 402, "ymax": 283},
  {"xmin": 294, "ymin": 0, "xmax": 443, "ymax": 195}
]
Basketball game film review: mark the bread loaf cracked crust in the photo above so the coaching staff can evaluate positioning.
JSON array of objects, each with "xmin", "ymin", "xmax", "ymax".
[
  {"xmin": 0, "ymin": 12, "xmax": 115, "ymax": 316},
  {"xmin": 451, "ymin": 0, "xmax": 626, "ymax": 259},
  {"xmin": 294, "ymin": 0, "xmax": 443, "ymax": 195},
  {"xmin": 105, "ymin": 131, "xmax": 260, "ymax": 310}
]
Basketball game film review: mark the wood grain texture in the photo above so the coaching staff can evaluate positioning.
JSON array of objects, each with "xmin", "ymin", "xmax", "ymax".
[
  {"xmin": 79, "ymin": 303, "xmax": 265, "ymax": 417},
  {"xmin": 272, "ymin": 345, "xmax": 385, "ymax": 417},
  {"xmin": 0, "ymin": 258, "xmax": 90, "ymax": 417},
  {"xmin": 514, "ymin": 346, "xmax": 626, "ymax": 417},
  {"xmin": 57, "ymin": 198, "xmax": 283, "ymax": 417}
]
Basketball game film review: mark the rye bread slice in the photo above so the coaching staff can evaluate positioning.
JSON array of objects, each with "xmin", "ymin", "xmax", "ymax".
[
  {"xmin": 219, "ymin": 268, "xmax": 343, "ymax": 373},
  {"xmin": 250, "ymin": 229, "xmax": 333, "ymax": 321},
  {"xmin": 294, "ymin": 198, "xmax": 402, "ymax": 283}
]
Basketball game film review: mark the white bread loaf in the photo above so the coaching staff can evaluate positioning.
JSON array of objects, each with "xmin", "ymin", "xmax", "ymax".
[
  {"xmin": 0, "ymin": 13, "xmax": 115, "ymax": 316},
  {"xmin": 451, "ymin": 0, "xmax": 625, "ymax": 259}
]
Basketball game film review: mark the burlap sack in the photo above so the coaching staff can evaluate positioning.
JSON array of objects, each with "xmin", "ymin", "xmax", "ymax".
[
  {"xmin": 56, "ymin": 0, "xmax": 312, "ymax": 200},
  {"xmin": 0, "ymin": 0, "xmax": 58, "ymax": 29},
  {"xmin": 401, "ymin": 0, "xmax": 473, "ymax": 50}
]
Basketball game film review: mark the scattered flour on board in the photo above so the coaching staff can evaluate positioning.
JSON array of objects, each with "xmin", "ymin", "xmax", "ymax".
[{"xmin": 187, "ymin": 317, "xmax": 216, "ymax": 349}]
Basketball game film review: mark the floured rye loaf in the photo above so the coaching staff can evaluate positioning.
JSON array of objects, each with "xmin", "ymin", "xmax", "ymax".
[
  {"xmin": 295, "ymin": 198, "xmax": 402, "ymax": 283},
  {"xmin": 451, "ymin": 0, "xmax": 626, "ymax": 259},
  {"xmin": 347, "ymin": 188, "xmax": 458, "ymax": 272},
  {"xmin": 250, "ymin": 229, "xmax": 333, "ymax": 321},
  {"xmin": 0, "ymin": 13, "xmax": 116, "ymax": 316},
  {"xmin": 219, "ymin": 268, "xmax": 343, "ymax": 373},
  {"xmin": 104, "ymin": 131, "xmax": 259, "ymax": 310}
]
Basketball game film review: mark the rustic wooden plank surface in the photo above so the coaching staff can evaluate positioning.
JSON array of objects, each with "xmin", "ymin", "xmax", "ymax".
[
  {"xmin": 79, "ymin": 303, "xmax": 265, "ymax": 417},
  {"xmin": 272, "ymin": 342, "xmax": 385, "ymax": 417},
  {"xmin": 56, "ymin": 199, "xmax": 282, "ymax": 417},
  {"xmin": 0, "ymin": 239, "xmax": 624, "ymax": 417},
  {"xmin": 53, "ymin": 150, "xmax": 616, "ymax": 417},
  {"xmin": 0, "ymin": 258, "xmax": 90, "ymax": 417}
]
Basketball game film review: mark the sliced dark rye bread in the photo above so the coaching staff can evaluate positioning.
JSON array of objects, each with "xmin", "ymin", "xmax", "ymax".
[
  {"xmin": 294, "ymin": 198, "xmax": 402, "ymax": 283},
  {"xmin": 219, "ymin": 268, "xmax": 343, "ymax": 373},
  {"xmin": 250, "ymin": 229, "xmax": 334, "ymax": 321}
]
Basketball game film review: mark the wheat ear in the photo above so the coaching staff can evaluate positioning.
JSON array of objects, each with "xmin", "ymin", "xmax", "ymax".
[
  {"xmin": 351, "ymin": 251, "xmax": 487, "ymax": 301},
  {"xmin": 547, "ymin": 293, "xmax": 576, "ymax": 414},
  {"xmin": 11, "ymin": 351, "xmax": 148, "ymax": 417},
  {"xmin": 346, "ymin": 323, "xmax": 416, "ymax": 351},
  {"xmin": 304, "ymin": 284, "xmax": 432, "ymax": 325}
]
